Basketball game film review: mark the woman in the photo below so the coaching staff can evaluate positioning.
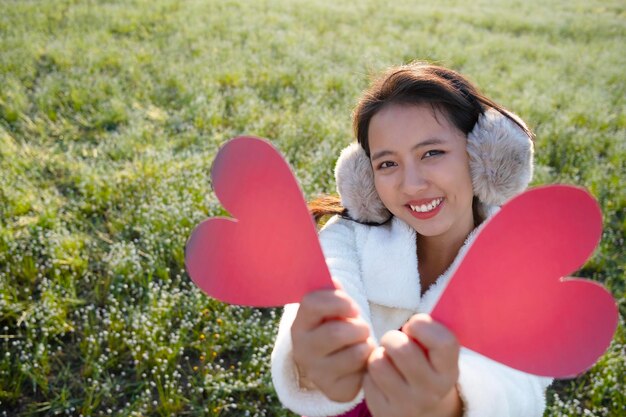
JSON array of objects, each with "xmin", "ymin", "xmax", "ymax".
[{"xmin": 271, "ymin": 62, "xmax": 552, "ymax": 417}]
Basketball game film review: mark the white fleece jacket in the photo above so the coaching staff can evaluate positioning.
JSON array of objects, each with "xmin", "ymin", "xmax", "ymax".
[{"xmin": 271, "ymin": 214, "xmax": 552, "ymax": 417}]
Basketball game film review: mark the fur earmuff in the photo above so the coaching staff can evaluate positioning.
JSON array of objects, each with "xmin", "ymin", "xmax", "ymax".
[
  {"xmin": 467, "ymin": 109, "xmax": 534, "ymax": 206},
  {"xmin": 335, "ymin": 143, "xmax": 392, "ymax": 224},
  {"xmin": 334, "ymin": 109, "xmax": 534, "ymax": 223}
]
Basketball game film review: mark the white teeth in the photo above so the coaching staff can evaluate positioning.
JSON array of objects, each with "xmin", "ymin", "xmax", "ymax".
[{"xmin": 410, "ymin": 198, "xmax": 442, "ymax": 213}]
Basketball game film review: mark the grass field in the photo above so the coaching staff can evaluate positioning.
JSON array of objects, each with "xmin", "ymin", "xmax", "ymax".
[{"xmin": 1, "ymin": 0, "xmax": 624, "ymax": 415}]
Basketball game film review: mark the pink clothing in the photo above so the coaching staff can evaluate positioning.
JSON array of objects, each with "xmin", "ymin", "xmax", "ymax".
[
  {"xmin": 304, "ymin": 401, "xmax": 371, "ymax": 417},
  {"xmin": 334, "ymin": 401, "xmax": 371, "ymax": 417}
]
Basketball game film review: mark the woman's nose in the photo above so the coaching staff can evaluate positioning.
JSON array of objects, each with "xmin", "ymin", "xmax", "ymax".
[{"xmin": 400, "ymin": 165, "xmax": 427, "ymax": 193}]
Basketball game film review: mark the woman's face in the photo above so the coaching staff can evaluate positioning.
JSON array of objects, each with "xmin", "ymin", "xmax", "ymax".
[{"xmin": 368, "ymin": 103, "xmax": 475, "ymax": 240}]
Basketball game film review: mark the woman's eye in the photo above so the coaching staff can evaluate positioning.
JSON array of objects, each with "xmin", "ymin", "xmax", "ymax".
[
  {"xmin": 423, "ymin": 150, "xmax": 444, "ymax": 159},
  {"xmin": 378, "ymin": 161, "xmax": 397, "ymax": 169}
]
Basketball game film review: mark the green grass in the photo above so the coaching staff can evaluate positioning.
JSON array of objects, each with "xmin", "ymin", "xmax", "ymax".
[{"xmin": 1, "ymin": 0, "xmax": 624, "ymax": 415}]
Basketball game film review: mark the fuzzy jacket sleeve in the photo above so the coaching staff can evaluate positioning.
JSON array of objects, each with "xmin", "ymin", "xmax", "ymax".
[
  {"xmin": 271, "ymin": 216, "xmax": 370, "ymax": 417},
  {"xmin": 457, "ymin": 349, "xmax": 553, "ymax": 417}
]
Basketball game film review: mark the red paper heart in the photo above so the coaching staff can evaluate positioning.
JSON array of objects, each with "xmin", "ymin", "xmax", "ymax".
[
  {"xmin": 430, "ymin": 185, "xmax": 618, "ymax": 377},
  {"xmin": 185, "ymin": 137, "xmax": 333, "ymax": 307}
]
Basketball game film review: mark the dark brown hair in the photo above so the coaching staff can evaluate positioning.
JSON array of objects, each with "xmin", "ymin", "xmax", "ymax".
[
  {"xmin": 354, "ymin": 62, "xmax": 532, "ymax": 156},
  {"xmin": 309, "ymin": 194, "xmax": 347, "ymax": 224},
  {"xmin": 310, "ymin": 62, "xmax": 532, "ymax": 223}
]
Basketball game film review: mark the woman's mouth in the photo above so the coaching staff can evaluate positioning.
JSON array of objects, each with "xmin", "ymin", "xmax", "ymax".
[{"xmin": 406, "ymin": 197, "xmax": 444, "ymax": 219}]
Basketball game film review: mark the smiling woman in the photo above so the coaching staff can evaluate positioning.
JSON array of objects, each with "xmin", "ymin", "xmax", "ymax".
[
  {"xmin": 368, "ymin": 104, "xmax": 475, "ymax": 255},
  {"xmin": 271, "ymin": 62, "xmax": 549, "ymax": 417}
]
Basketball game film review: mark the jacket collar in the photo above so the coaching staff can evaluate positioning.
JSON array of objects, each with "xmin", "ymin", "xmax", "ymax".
[{"xmin": 356, "ymin": 207, "xmax": 498, "ymax": 312}]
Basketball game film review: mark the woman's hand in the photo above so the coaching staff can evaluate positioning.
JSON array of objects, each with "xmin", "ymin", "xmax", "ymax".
[
  {"xmin": 363, "ymin": 314, "xmax": 463, "ymax": 417},
  {"xmin": 291, "ymin": 284, "xmax": 376, "ymax": 403}
]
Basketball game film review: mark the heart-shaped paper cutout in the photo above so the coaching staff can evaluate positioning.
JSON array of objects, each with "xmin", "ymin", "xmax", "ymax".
[
  {"xmin": 185, "ymin": 137, "xmax": 333, "ymax": 307},
  {"xmin": 431, "ymin": 185, "xmax": 618, "ymax": 378}
]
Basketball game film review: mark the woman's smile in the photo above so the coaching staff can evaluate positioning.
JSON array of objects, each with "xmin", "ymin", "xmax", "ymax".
[{"xmin": 406, "ymin": 197, "xmax": 445, "ymax": 219}]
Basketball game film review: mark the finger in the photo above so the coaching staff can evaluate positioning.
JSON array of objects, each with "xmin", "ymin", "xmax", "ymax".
[
  {"xmin": 307, "ymin": 340, "xmax": 374, "ymax": 402},
  {"xmin": 312, "ymin": 317, "xmax": 371, "ymax": 353},
  {"xmin": 294, "ymin": 339, "xmax": 372, "ymax": 394},
  {"xmin": 296, "ymin": 289, "xmax": 360, "ymax": 331},
  {"xmin": 320, "ymin": 338, "xmax": 374, "ymax": 376},
  {"xmin": 379, "ymin": 330, "xmax": 437, "ymax": 386},
  {"xmin": 292, "ymin": 320, "xmax": 371, "ymax": 378},
  {"xmin": 367, "ymin": 346, "xmax": 407, "ymax": 401},
  {"xmin": 326, "ymin": 371, "xmax": 365, "ymax": 403},
  {"xmin": 363, "ymin": 372, "xmax": 389, "ymax": 414},
  {"xmin": 403, "ymin": 314, "xmax": 460, "ymax": 375}
]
